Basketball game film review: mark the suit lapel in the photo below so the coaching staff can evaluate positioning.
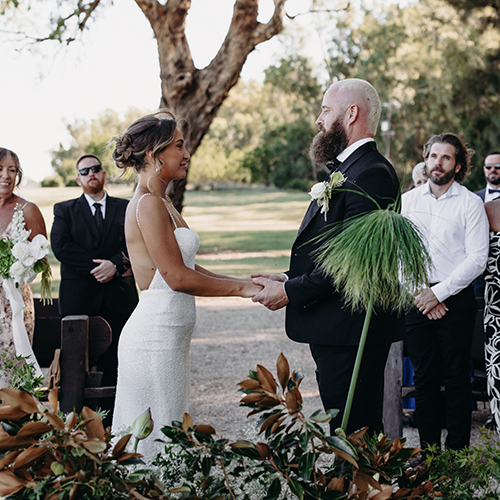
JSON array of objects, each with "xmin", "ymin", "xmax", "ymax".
[
  {"xmin": 295, "ymin": 142, "xmax": 377, "ymax": 239},
  {"xmin": 77, "ymin": 195, "xmax": 100, "ymax": 241}
]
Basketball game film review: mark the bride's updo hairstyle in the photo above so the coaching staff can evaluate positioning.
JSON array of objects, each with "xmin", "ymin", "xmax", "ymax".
[{"xmin": 112, "ymin": 110, "xmax": 183, "ymax": 173}]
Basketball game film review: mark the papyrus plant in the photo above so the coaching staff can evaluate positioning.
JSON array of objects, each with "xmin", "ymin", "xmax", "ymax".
[{"xmin": 315, "ymin": 199, "xmax": 431, "ymax": 431}]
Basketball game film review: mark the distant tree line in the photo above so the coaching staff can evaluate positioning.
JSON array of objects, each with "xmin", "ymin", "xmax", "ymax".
[{"xmin": 45, "ymin": 0, "xmax": 500, "ymax": 192}]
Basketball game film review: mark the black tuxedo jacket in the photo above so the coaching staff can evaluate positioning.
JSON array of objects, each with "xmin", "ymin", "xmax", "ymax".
[
  {"xmin": 475, "ymin": 188, "xmax": 486, "ymax": 202},
  {"xmin": 51, "ymin": 194, "xmax": 138, "ymax": 317},
  {"xmin": 284, "ymin": 142, "xmax": 405, "ymax": 346}
]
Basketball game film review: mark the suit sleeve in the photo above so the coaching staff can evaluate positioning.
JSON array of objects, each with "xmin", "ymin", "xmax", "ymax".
[
  {"xmin": 108, "ymin": 244, "xmax": 131, "ymax": 276},
  {"xmin": 51, "ymin": 203, "xmax": 99, "ymax": 275},
  {"xmin": 285, "ymin": 166, "xmax": 398, "ymax": 309}
]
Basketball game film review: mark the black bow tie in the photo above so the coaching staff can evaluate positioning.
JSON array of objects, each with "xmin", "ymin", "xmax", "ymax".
[
  {"xmin": 489, "ymin": 188, "xmax": 500, "ymax": 194},
  {"xmin": 326, "ymin": 158, "xmax": 342, "ymax": 172}
]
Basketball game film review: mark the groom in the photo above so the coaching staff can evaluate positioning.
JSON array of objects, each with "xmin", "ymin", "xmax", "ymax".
[{"xmin": 252, "ymin": 79, "xmax": 405, "ymax": 435}]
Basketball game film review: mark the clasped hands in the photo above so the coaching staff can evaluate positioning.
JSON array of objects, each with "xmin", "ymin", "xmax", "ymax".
[
  {"xmin": 251, "ymin": 273, "xmax": 289, "ymax": 311},
  {"xmin": 415, "ymin": 288, "xmax": 448, "ymax": 320},
  {"xmin": 91, "ymin": 259, "xmax": 116, "ymax": 283}
]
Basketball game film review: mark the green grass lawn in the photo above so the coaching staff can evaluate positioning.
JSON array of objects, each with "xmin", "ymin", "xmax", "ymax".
[{"xmin": 23, "ymin": 186, "xmax": 310, "ymax": 294}]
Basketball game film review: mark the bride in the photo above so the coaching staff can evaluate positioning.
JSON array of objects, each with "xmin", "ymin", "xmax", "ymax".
[{"xmin": 111, "ymin": 111, "xmax": 261, "ymax": 458}]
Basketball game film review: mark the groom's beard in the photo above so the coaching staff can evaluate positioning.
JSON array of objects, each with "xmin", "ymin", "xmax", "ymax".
[{"xmin": 309, "ymin": 116, "xmax": 349, "ymax": 166}]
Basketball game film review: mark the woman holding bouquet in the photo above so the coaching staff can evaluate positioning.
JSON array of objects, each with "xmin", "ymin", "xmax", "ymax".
[{"xmin": 0, "ymin": 148, "xmax": 47, "ymax": 388}]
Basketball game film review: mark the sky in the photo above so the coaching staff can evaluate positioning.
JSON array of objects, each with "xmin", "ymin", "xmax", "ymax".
[{"xmin": 1, "ymin": 0, "xmax": 320, "ymax": 182}]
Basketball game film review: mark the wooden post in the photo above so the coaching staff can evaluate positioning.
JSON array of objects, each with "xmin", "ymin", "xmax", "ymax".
[
  {"xmin": 60, "ymin": 315, "xmax": 89, "ymax": 414},
  {"xmin": 383, "ymin": 340, "xmax": 404, "ymax": 439}
]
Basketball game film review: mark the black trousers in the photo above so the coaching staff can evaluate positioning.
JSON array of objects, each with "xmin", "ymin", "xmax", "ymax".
[
  {"xmin": 405, "ymin": 285, "xmax": 476, "ymax": 450},
  {"xmin": 309, "ymin": 342, "xmax": 391, "ymax": 436}
]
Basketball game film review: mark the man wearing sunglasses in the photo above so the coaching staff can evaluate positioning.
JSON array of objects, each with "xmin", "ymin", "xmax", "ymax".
[
  {"xmin": 51, "ymin": 154, "xmax": 139, "ymax": 424},
  {"xmin": 475, "ymin": 152, "xmax": 500, "ymax": 202}
]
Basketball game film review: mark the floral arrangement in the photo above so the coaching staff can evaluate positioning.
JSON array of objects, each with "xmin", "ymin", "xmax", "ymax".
[
  {"xmin": 0, "ymin": 204, "xmax": 52, "ymax": 301},
  {"xmin": 308, "ymin": 171, "xmax": 347, "ymax": 221}
]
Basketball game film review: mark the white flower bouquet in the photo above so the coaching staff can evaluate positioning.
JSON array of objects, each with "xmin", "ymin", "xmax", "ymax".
[
  {"xmin": 0, "ymin": 205, "xmax": 52, "ymax": 302},
  {"xmin": 309, "ymin": 171, "xmax": 347, "ymax": 221}
]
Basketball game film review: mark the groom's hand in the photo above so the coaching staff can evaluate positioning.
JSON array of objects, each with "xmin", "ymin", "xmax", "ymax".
[{"xmin": 251, "ymin": 277, "xmax": 289, "ymax": 311}]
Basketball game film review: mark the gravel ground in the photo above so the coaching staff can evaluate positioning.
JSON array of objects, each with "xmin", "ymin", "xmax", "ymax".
[{"xmin": 189, "ymin": 297, "xmax": 495, "ymax": 448}]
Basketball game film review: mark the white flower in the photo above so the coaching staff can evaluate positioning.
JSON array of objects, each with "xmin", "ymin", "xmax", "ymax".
[
  {"xmin": 309, "ymin": 182, "xmax": 327, "ymax": 200},
  {"xmin": 12, "ymin": 241, "xmax": 35, "ymax": 267},
  {"xmin": 29, "ymin": 234, "xmax": 50, "ymax": 260},
  {"xmin": 309, "ymin": 173, "xmax": 347, "ymax": 221},
  {"xmin": 9, "ymin": 261, "xmax": 26, "ymax": 282}
]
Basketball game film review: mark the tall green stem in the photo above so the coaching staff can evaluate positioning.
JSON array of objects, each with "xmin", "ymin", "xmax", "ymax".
[{"xmin": 341, "ymin": 289, "xmax": 375, "ymax": 431}]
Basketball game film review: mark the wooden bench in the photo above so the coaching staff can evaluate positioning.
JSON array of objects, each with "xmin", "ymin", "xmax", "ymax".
[
  {"xmin": 383, "ymin": 297, "xmax": 487, "ymax": 439},
  {"xmin": 33, "ymin": 298, "xmax": 115, "ymax": 413}
]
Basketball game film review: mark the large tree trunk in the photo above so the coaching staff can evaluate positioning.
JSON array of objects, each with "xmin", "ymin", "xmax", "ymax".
[{"xmin": 136, "ymin": 0, "xmax": 287, "ymax": 211}]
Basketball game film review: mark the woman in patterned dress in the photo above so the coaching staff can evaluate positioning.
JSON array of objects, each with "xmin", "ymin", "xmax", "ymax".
[{"xmin": 0, "ymin": 148, "xmax": 47, "ymax": 388}]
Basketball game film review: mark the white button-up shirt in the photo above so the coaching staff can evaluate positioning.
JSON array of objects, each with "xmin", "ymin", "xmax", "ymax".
[{"xmin": 402, "ymin": 181, "xmax": 489, "ymax": 303}]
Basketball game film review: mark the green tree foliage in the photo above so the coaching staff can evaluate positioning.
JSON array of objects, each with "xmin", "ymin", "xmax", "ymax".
[
  {"xmin": 49, "ymin": 107, "xmax": 145, "ymax": 186},
  {"xmin": 321, "ymin": 0, "xmax": 500, "ymax": 189}
]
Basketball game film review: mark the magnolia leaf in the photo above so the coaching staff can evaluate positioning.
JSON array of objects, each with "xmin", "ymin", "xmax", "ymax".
[
  {"xmin": 81, "ymin": 407, "xmax": 104, "ymax": 440},
  {"xmin": 259, "ymin": 412, "xmax": 283, "ymax": 433},
  {"xmin": 111, "ymin": 434, "xmax": 132, "ymax": 460},
  {"xmin": 0, "ymin": 405, "xmax": 28, "ymax": 421},
  {"xmin": 355, "ymin": 471, "xmax": 382, "ymax": 492},
  {"xmin": 256, "ymin": 365, "xmax": 277, "ymax": 394},
  {"xmin": 298, "ymin": 452, "xmax": 315, "ymax": 480},
  {"xmin": 256, "ymin": 442, "xmax": 271, "ymax": 459},
  {"xmin": 285, "ymin": 388, "xmax": 303, "ymax": 413},
  {"xmin": 194, "ymin": 424, "xmax": 216, "ymax": 435},
  {"xmin": 43, "ymin": 412, "xmax": 65, "ymax": 431},
  {"xmin": 287, "ymin": 478, "xmax": 304, "ymax": 499},
  {"xmin": 168, "ymin": 486, "xmax": 192, "ymax": 493},
  {"xmin": 182, "ymin": 413, "xmax": 193, "ymax": 433},
  {"xmin": 240, "ymin": 393, "xmax": 266, "ymax": 404},
  {"xmin": 0, "ymin": 450, "xmax": 20, "ymax": 469},
  {"xmin": 309, "ymin": 410, "xmax": 332, "ymax": 423},
  {"xmin": 389, "ymin": 437, "xmax": 403, "ymax": 454},
  {"xmin": 65, "ymin": 412, "xmax": 78, "ymax": 431},
  {"xmin": 334, "ymin": 449, "xmax": 359, "ymax": 468},
  {"xmin": 81, "ymin": 438, "xmax": 107, "ymax": 453},
  {"xmin": 48, "ymin": 389, "xmax": 59, "ymax": 414},
  {"xmin": 237, "ymin": 379, "xmax": 262, "ymax": 392},
  {"xmin": 16, "ymin": 422, "xmax": 52, "ymax": 439},
  {"xmin": 0, "ymin": 389, "xmax": 38, "ymax": 414},
  {"xmin": 257, "ymin": 396, "xmax": 281, "ymax": 408},
  {"xmin": 13, "ymin": 445, "xmax": 47, "ymax": 470},
  {"xmin": 115, "ymin": 452, "xmax": 142, "ymax": 463},
  {"xmin": 0, "ymin": 436, "xmax": 36, "ymax": 453},
  {"xmin": 271, "ymin": 416, "xmax": 286, "ymax": 434},
  {"xmin": 327, "ymin": 476, "xmax": 344, "ymax": 491},
  {"xmin": 291, "ymin": 370, "xmax": 304, "ymax": 388},
  {"xmin": 368, "ymin": 484, "xmax": 395, "ymax": 500},
  {"xmin": 0, "ymin": 470, "xmax": 26, "ymax": 496},
  {"xmin": 230, "ymin": 441, "xmax": 256, "ymax": 449},
  {"xmin": 327, "ymin": 435, "xmax": 359, "ymax": 460},
  {"xmin": 276, "ymin": 353, "xmax": 290, "ymax": 391}
]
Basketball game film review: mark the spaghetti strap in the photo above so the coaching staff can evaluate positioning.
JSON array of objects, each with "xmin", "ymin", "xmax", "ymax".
[
  {"xmin": 135, "ymin": 193, "xmax": 178, "ymax": 230},
  {"xmin": 161, "ymin": 198, "xmax": 178, "ymax": 230},
  {"xmin": 135, "ymin": 193, "xmax": 152, "ymax": 230}
]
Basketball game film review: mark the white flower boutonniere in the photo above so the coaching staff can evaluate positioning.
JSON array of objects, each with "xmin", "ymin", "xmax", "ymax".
[{"xmin": 309, "ymin": 171, "xmax": 347, "ymax": 221}]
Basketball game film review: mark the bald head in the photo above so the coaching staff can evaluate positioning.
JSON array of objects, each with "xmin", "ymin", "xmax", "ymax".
[{"xmin": 316, "ymin": 79, "xmax": 381, "ymax": 146}]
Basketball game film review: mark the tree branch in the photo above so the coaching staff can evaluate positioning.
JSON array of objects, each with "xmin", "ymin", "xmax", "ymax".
[{"xmin": 35, "ymin": 0, "xmax": 103, "ymax": 44}]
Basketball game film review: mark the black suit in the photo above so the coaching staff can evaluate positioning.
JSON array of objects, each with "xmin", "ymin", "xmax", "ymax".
[
  {"xmin": 475, "ymin": 188, "xmax": 486, "ymax": 202},
  {"xmin": 284, "ymin": 141, "xmax": 405, "ymax": 434},
  {"xmin": 51, "ymin": 194, "xmax": 138, "ymax": 389}
]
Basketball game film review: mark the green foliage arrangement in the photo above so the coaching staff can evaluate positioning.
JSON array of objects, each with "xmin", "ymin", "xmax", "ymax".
[
  {"xmin": 315, "ymin": 201, "xmax": 431, "ymax": 313},
  {"xmin": 315, "ymin": 198, "xmax": 431, "ymax": 430}
]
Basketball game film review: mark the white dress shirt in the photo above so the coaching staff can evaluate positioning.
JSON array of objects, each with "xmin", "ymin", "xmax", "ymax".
[
  {"xmin": 84, "ymin": 192, "xmax": 107, "ymax": 219},
  {"xmin": 484, "ymin": 185, "xmax": 500, "ymax": 203},
  {"xmin": 337, "ymin": 137, "xmax": 375, "ymax": 163},
  {"xmin": 402, "ymin": 181, "xmax": 489, "ymax": 303}
]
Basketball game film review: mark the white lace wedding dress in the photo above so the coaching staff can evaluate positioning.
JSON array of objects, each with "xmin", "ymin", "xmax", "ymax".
[{"xmin": 112, "ymin": 197, "xmax": 199, "ymax": 459}]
